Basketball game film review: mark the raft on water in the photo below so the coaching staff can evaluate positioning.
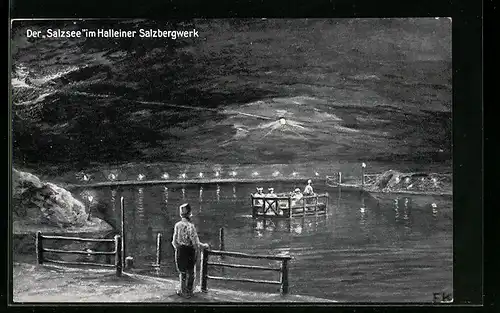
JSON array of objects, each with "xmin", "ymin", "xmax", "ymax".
[{"xmin": 250, "ymin": 193, "xmax": 329, "ymax": 218}]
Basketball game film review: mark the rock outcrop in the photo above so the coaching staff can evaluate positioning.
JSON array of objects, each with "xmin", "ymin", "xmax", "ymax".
[
  {"xmin": 370, "ymin": 170, "xmax": 452, "ymax": 193},
  {"xmin": 12, "ymin": 168, "xmax": 112, "ymax": 234}
]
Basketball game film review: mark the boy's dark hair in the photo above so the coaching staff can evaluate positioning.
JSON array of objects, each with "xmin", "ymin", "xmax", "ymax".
[{"xmin": 180, "ymin": 203, "xmax": 192, "ymax": 220}]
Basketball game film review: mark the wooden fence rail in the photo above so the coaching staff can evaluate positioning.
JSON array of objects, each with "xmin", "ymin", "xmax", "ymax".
[
  {"xmin": 200, "ymin": 249, "xmax": 292, "ymax": 295},
  {"xmin": 36, "ymin": 231, "xmax": 122, "ymax": 276}
]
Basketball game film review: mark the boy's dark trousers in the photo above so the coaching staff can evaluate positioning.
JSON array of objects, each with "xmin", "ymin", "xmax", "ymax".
[
  {"xmin": 175, "ymin": 245, "xmax": 197, "ymax": 294},
  {"xmin": 179, "ymin": 270, "xmax": 195, "ymax": 294}
]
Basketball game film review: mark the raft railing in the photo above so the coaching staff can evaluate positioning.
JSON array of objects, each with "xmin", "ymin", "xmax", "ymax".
[
  {"xmin": 251, "ymin": 193, "xmax": 329, "ymax": 218},
  {"xmin": 36, "ymin": 231, "xmax": 123, "ymax": 276},
  {"xmin": 200, "ymin": 248, "xmax": 292, "ymax": 295}
]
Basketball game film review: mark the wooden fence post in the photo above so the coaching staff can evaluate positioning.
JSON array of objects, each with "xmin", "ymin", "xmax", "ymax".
[
  {"xmin": 115, "ymin": 235, "xmax": 122, "ymax": 277},
  {"xmin": 155, "ymin": 233, "xmax": 162, "ymax": 266},
  {"xmin": 120, "ymin": 196, "xmax": 126, "ymax": 267},
  {"xmin": 219, "ymin": 228, "xmax": 225, "ymax": 275},
  {"xmin": 361, "ymin": 163, "xmax": 366, "ymax": 189},
  {"xmin": 251, "ymin": 196, "xmax": 257, "ymax": 218},
  {"xmin": 219, "ymin": 228, "xmax": 225, "ymax": 253},
  {"xmin": 200, "ymin": 248, "xmax": 209, "ymax": 292},
  {"xmin": 280, "ymin": 259, "xmax": 289, "ymax": 295},
  {"xmin": 36, "ymin": 231, "xmax": 43, "ymax": 265},
  {"xmin": 288, "ymin": 197, "xmax": 292, "ymax": 218}
]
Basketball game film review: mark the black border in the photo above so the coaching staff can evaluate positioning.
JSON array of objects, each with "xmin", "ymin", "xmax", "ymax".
[{"xmin": 7, "ymin": 0, "xmax": 483, "ymax": 310}]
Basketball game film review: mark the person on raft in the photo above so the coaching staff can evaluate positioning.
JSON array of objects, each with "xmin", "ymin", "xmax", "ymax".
[
  {"xmin": 303, "ymin": 179, "xmax": 314, "ymax": 195},
  {"xmin": 171, "ymin": 203, "xmax": 210, "ymax": 298},
  {"xmin": 253, "ymin": 187, "xmax": 265, "ymax": 207},
  {"xmin": 291, "ymin": 188, "xmax": 303, "ymax": 207},
  {"xmin": 266, "ymin": 187, "xmax": 277, "ymax": 197},
  {"xmin": 264, "ymin": 187, "xmax": 278, "ymax": 212},
  {"xmin": 303, "ymin": 180, "xmax": 315, "ymax": 208}
]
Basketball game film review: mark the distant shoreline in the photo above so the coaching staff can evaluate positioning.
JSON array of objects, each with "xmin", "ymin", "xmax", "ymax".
[
  {"xmin": 64, "ymin": 178, "xmax": 452, "ymax": 197},
  {"xmin": 65, "ymin": 177, "xmax": 311, "ymax": 190}
]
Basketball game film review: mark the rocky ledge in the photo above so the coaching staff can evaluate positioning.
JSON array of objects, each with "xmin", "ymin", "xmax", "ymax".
[
  {"xmin": 12, "ymin": 168, "xmax": 112, "ymax": 234},
  {"xmin": 367, "ymin": 170, "xmax": 452, "ymax": 195}
]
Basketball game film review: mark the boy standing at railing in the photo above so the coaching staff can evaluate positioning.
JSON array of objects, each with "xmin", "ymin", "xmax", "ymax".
[{"xmin": 172, "ymin": 203, "xmax": 210, "ymax": 298}]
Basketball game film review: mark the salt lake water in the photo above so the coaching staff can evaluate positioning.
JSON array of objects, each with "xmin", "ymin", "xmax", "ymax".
[{"xmin": 83, "ymin": 181, "xmax": 452, "ymax": 302}]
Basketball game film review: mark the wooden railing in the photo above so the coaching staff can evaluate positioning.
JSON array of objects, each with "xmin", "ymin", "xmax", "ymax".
[
  {"xmin": 363, "ymin": 174, "xmax": 378, "ymax": 186},
  {"xmin": 325, "ymin": 172, "xmax": 342, "ymax": 187},
  {"xmin": 36, "ymin": 231, "xmax": 122, "ymax": 276},
  {"xmin": 200, "ymin": 249, "xmax": 292, "ymax": 295}
]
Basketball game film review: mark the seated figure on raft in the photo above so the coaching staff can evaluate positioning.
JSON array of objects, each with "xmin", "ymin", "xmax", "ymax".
[
  {"xmin": 290, "ymin": 188, "xmax": 303, "ymax": 207},
  {"xmin": 264, "ymin": 187, "xmax": 278, "ymax": 213},
  {"xmin": 253, "ymin": 187, "xmax": 264, "ymax": 207}
]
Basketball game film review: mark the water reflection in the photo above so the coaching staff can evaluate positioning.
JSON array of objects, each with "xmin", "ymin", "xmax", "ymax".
[
  {"xmin": 163, "ymin": 187, "xmax": 169, "ymax": 207},
  {"xmin": 137, "ymin": 187, "xmax": 145, "ymax": 223},
  {"xmin": 199, "ymin": 186, "xmax": 203, "ymax": 202},
  {"xmin": 232, "ymin": 185, "xmax": 237, "ymax": 199},
  {"xmin": 181, "ymin": 187, "xmax": 186, "ymax": 200},
  {"xmin": 403, "ymin": 198, "xmax": 410, "ymax": 221},
  {"xmin": 393, "ymin": 197, "xmax": 413, "ymax": 231},
  {"xmin": 290, "ymin": 216, "xmax": 322, "ymax": 234},
  {"xmin": 253, "ymin": 218, "xmax": 291, "ymax": 234},
  {"xmin": 337, "ymin": 188, "xmax": 342, "ymax": 209},
  {"xmin": 431, "ymin": 203, "xmax": 438, "ymax": 219},
  {"xmin": 394, "ymin": 198, "xmax": 400, "ymax": 221},
  {"xmin": 216, "ymin": 184, "xmax": 221, "ymax": 202},
  {"xmin": 110, "ymin": 189, "xmax": 117, "ymax": 215},
  {"xmin": 359, "ymin": 194, "xmax": 367, "ymax": 230},
  {"xmin": 146, "ymin": 226, "xmax": 153, "ymax": 255}
]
